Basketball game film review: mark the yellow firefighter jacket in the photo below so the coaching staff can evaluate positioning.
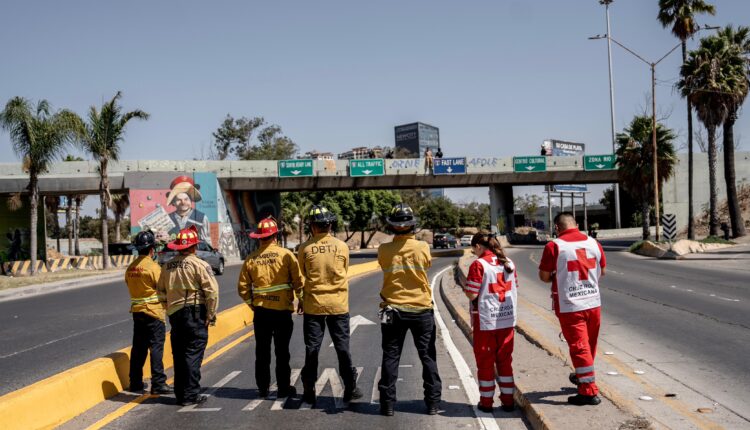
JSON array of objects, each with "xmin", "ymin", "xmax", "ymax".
[
  {"xmin": 125, "ymin": 255, "xmax": 165, "ymax": 321},
  {"xmin": 237, "ymin": 241, "xmax": 304, "ymax": 312},
  {"xmin": 298, "ymin": 233, "xmax": 349, "ymax": 315},
  {"xmin": 157, "ymin": 254, "xmax": 219, "ymax": 321},
  {"xmin": 377, "ymin": 234, "xmax": 433, "ymax": 312}
]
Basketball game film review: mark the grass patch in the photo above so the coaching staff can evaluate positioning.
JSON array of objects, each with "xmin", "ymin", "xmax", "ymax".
[
  {"xmin": 700, "ymin": 236, "xmax": 735, "ymax": 245},
  {"xmin": 0, "ymin": 268, "xmax": 122, "ymax": 291},
  {"xmin": 628, "ymin": 240, "xmax": 646, "ymax": 252}
]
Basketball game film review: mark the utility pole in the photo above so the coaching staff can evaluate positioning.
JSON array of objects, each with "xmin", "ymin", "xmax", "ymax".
[
  {"xmin": 600, "ymin": 0, "xmax": 621, "ymax": 229},
  {"xmin": 652, "ymin": 64, "xmax": 660, "ymax": 241}
]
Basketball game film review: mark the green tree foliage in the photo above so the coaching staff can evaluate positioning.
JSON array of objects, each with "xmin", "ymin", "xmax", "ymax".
[
  {"xmin": 658, "ymin": 0, "xmax": 716, "ymax": 239},
  {"xmin": 76, "ymin": 91, "xmax": 149, "ymax": 268},
  {"xmin": 600, "ymin": 186, "xmax": 639, "ymax": 228},
  {"xmin": 679, "ymin": 32, "xmax": 746, "ymax": 235},
  {"xmin": 514, "ymin": 194, "xmax": 543, "ymax": 226},
  {"xmin": 616, "ymin": 116, "xmax": 677, "ymax": 240},
  {"xmin": 212, "ymin": 115, "xmax": 298, "ymax": 160},
  {"xmin": 0, "ymin": 97, "xmax": 80, "ymax": 273},
  {"xmin": 457, "ymin": 202, "xmax": 490, "ymax": 229},
  {"xmin": 419, "ymin": 197, "xmax": 460, "ymax": 232}
]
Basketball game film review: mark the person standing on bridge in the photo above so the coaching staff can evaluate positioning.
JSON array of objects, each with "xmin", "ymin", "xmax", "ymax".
[
  {"xmin": 157, "ymin": 225, "xmax": 219, "ymax": 406},
  {"xmin": 377, "ymin": 203, "xmax": 441, "ymax": 416},
  {"xmin": 297, "ymin": 205, "xmax": 363, "ymax": 406},
  {"xmin": 538, "ymin": 212, "xmax": 606, "ymax": 406},
  {"xmin": 124, "ymin": 230, "xmax": 173, "ymax": 395},
  {"xmin": 238, "ymin": 216, "xmax": 304, "ymax": 399},
  {"xmin": 423, "ymin": 148, "xmax": 434, "ymax": 174},
  {"xmin": 463, "ymin": 232, "xmax": 517, "ymax": 413}
]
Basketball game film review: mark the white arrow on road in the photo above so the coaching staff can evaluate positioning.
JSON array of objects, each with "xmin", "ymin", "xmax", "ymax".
[
  {"xmin": 290, "ymin": 170, "xmax": 302, "ymax": 175},
  {"xmin": 525, "ymin": 165, "xmax": 535, "ymax": 171},
  {"xmin": 329, "ymin": 315, "xmax": 376, "ymax": 347},
  {"xmin": 595, "ymin": 164, "xmax": 605, "ymax": 169},
  {"xmin": 447, "ymin": 167, "xmax": 453, "ymax": 173},
  {"xmin": 362, "ymin": 169, "xmax": 373, "ymax": 175}
]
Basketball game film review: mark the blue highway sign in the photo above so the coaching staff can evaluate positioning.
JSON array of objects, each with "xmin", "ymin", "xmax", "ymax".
[{"xmin": 433, "ymin": 157, "xmax": 467, "ymax": 175}]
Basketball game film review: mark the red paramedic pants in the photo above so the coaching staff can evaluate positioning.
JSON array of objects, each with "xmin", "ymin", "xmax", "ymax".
[
  {"xmin": 472, "ymin": 319, "xmax": 515, "ymax": 407},
  {"xmin": 557, "ymin": 307, "xmax": 601, "ymax": 396}
]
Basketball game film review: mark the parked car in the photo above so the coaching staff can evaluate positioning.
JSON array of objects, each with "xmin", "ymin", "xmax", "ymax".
[
  {"xmin": 158, "ymin": 240, "xmax": 225, "ymax": 275},
  {"xmin": 433, "ymin": 233, "xmax": 458, "ymax": 249},
  {"xmin": 460, "ymin": 235, "xmax": 473, "ymax": 247}
]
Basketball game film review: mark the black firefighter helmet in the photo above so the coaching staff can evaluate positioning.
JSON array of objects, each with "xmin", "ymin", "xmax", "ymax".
[
  {"xmin": 308, "ymin": 204, "xmax": 337, "ymax": 226},
  {"xmin": 129, "ymin": 229, "xmax": 156, "ymax": 251},
  {"xmin": 386, "ymin": 203, "xmax": 418, "ymax": 230}
]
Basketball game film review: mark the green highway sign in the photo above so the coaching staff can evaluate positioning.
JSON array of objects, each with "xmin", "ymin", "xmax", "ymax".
[
  {"xmin": 513, "ymin": 156, "xmax": 547, "ymax": 173},
  {"xmin": 350, "ymin": 159, "xmax": 385, "ymax": 177},
  {"xmin": 584, "ymin": 154, "xmax": 616, "ymax": 171},
  {"xmin": 278, "ymin": 159, "xmax": 314, "ymax": 178}
]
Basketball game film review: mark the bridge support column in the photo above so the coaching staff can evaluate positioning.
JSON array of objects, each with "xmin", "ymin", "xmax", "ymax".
[{"xmin": 489, "ymin": 184, "xmax": 514, "ymax": 234}]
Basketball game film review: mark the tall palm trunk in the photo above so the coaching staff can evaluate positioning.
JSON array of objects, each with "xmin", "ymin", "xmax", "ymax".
[
  {"xmin": 114, "ymin": 211, "xmax": 122, "ymax": 242},
  {"xmin": 74, "ymin": 196, "xmax": 81, "ymax": 256},
  {"xmin": 66, "ymin": 195, "xmax": 73, "ymax": 255},
  {"xmin": 722, "ymin": 110, "xmax": 746, "ymax": 237},
  {"xmin": 29, "ymin": 176, "xmax": 39, "ymax": 275},
  {"xmin": 641, "ymin": 196, "xmax": 651, "ymax": 240},
  {"xmin": 100, "ymin": 160, "xmax": 111, "ymax": 269},
  {"xmin": 707, "ymin": 125, "xmax": 720, "ymax": 236},
  {"xmin": 683, "ymin": 42, "xmax": 696, "ymax": 240}
]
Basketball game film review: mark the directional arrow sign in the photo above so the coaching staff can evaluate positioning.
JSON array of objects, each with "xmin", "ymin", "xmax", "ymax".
[
  {"xmin": 329, "ymin": 315, "xmax": 375, "ymax": 347},
  {"xmin": 434, "ymin": 157, "xmax": 466, "ymax": 175},
  {"xmin": 584, "ymin": 154, "xmax": 616, "ymax": 171},
  {"xmin": 661, "ymin": 213, "xmax": 677, "ymax": 240},
  {"xmin": 513, "ymin": 156, "xmax": 547, "ymax": 173},
  {"xmin": 278, "ymin": 159, "xmax": 314, "ymax": 178},
  {"xmin": 350, "ymin": 159, "xmax": 385, "ymax": 177}
]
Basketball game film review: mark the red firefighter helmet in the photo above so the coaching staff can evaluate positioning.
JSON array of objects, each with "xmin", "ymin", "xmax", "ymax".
[
  {"xmin": 167, "ymin": 225, "xmax": 200, "ymax": 250},
  {"xmin": 249, "ymin": 217, "xmax": 279, "ymax": 239}
]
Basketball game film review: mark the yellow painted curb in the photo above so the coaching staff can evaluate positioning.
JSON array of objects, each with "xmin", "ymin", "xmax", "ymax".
[{"xmin": 0, "ymin": 260, "xmax": 382, "ymax": 430}]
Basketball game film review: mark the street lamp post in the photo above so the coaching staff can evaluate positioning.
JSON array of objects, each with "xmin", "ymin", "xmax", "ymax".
[{"xmin": 599, "ymin": 0, "xmax": 621, "ymax": 229}]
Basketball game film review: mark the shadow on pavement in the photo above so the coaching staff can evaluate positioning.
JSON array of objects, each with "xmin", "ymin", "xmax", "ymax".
[{"xmin": 522, "ymin": 387, "xmax": 577, "ymax": 406}]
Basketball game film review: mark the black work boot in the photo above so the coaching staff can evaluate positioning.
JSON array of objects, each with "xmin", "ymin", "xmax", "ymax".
[
  {"xmin": 277, "ymin": 386, "xmax": 297, "ymax": 398},
  {"xmin": 151, "ymin": 384, "xmax": 174, "ymax": 395},
  {"xmin": 343, "ymin": 386, "xmax": 363, "ymax": 403},
  {"xmin": 477, "ymin": 402, "xmax": 493, "ymax": 413},
  {"xmin": 302, "ymin": 389, "xmax": 316, "ymax": 405},
  {"xmin": 426, "ymin": 401, "xmax": 440, "ymax": 415},
  {"xmin": 567, "ymin": 394, "xmax": 601, "ymax": 406},
  {"xmin": 257, "ymin": 387, "xmax": 269, "ymax": 399},
  {"xmin": 180, "ymin": 395, "xmax": 208, "ymax": 406},
  {"xmin": 380, "ymin": 402, "xmax": 394, "ymax": 416}
]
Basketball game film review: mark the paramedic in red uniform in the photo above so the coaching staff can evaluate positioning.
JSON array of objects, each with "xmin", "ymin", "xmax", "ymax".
[
  {"xmin": 463, "ymin": 232, "xmax": 518, "ymax": 413},
  {"xmin": 538, "ymin": 212, "xmax": 606, "ymax": 406}
]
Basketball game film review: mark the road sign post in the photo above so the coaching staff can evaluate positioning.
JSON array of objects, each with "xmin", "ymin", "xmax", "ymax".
[
  {"xmin": 513, "ymin": 156, "xmax": 547, "ymax": 173},
  {"xmin": 584, "ymin": 154, "xmax": 616, "ymax": 171},
  {"xmin": 278, "ymin": 159, "xmax": 314, "ymax": 178},
  {"xmin": 433, "ymin": 157, "xmax": 466, "ymax": 175},
  {"xmin": 350, "ymin": 159, "xmax": 385, "ymax": 177},
  {"xmin": 661, "ymin": 213, "xmax": 676, "ymax": 241}
]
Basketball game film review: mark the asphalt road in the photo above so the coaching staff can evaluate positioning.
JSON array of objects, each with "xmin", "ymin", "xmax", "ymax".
[
  {"xmin": 510, "ymin": 241, "xmax": 750, "ymax": 423},
  {"xmin": 65, "ymin": 258, "xmax": 528, "ymax": 430}
]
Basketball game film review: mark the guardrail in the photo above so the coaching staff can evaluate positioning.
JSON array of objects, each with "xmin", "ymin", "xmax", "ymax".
[{"xmin": 3, "ymin": 255, "xmax": 137, "ymax": 276}]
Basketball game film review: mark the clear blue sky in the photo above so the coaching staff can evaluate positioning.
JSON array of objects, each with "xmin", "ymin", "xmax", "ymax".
[{"xmin": 1, "ymin": 0, "xmax": 748, "ymax": 205}]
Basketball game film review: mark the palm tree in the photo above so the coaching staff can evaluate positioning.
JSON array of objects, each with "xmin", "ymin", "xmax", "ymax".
[
  {"xmin": 658, "ymin": 0, "xmax": 716, "ymax": 240},
  {"xmin": 44, "ymin": 195, "xmax": 61, "ymax": 253},
  {"xmin": 77, "ymin": 92, "xmax": 148, "ymax": 268},
  {"xmin": 62, "ymin": 155, "xmax": 84, "ymax": 254},
  {"xmin": 0, "ymin": 98, "xmax": 80, "ymax": 274},
  {"xmin": 678, "ymin": 34, "xmax": 743, "ymax": 236},
  {"xmin": 717, "ymin": 26, "xmax": 749, "ymax": 237},
  {"xmin": 616, "ymin": 116, "xmax": 677, "ymax": 240},
  {"xmin": 109, "ymin": 193, "xmax": 130, "ymax": 242}
]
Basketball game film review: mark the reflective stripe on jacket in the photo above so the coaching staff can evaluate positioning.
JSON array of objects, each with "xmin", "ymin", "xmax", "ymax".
[
  {"xmin": 125, "ymin": 255, "xmax": 165, "ymax": 321},
  {"xmin": 157, "ymin": 254, "xmax": 219, "ymax": 320},
  {"xmin": 237, "ymin": 241, "xmax": 303, "ymax": 312},
  {"xmin": 377, "ymin": 234, "xmax": 432, "ymax": 312},
  {"xmin": 298, "ymin": 233, "xmax": 350, "ymax": 315}
]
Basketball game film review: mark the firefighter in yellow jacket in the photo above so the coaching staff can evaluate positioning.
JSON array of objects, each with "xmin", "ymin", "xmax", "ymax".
[
  {"xmin": 238, "ymin": 216, "xmax": 303, "ymax": 399},
  {"xmin": 298, "ymin": 205, "xmax": 362, "ymax": 405},
  {"xmin": 125, "ymin": 230, "xmax": 172, "ymax": 395},
  {"xmin": 377, "ymin": 203, "xmax": 441, "ymax": 416},
  {"xmin": 157, "ymin": 225, "xmax": 219, "ymax": 406}
]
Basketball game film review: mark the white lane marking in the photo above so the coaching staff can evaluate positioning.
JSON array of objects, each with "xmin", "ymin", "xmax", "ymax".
[
  {"xmin": 371, "ymin": 366, "xmax": 381, "ymax": 404},
  {"xmin": 270, "ymin": 369, "xmax": 301, "ymax": 410},
  {"xmin": 0, "ymin": 318, "xmax": 130, "ymax": 359},
  {"xmin": 329, "ymin": 314, "xmax": 376, "ymax": 347},
  {"xmin": 432, "ymin": 266, "xmax": 500, "ymax": 430},
  {"xmin": 398, "ymin": 364, "xmax": 413, "ymax": 368},
  {"xmin": 179, "ymin": 370, "xmax": 241, "ymax": 412},
  {"xmin": 299, "ymin": 367, "xmax": 349, "ymax": 410},
  {"xmin": 670, "ymin": 285, "xmax": 741, "ymax": 302},
  {"xmin": 243, "ymin": 380, "xmax": 278, "ymax": 411}
]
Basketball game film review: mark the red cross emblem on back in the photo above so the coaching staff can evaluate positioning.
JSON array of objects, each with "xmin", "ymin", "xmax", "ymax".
[
  {"xmin": 488, "ymin": 274, "xmax": 511, "ymax": 301},
  {"xmin": 567, "ymin": 248, "xmax": 597, "ymax": 280}
]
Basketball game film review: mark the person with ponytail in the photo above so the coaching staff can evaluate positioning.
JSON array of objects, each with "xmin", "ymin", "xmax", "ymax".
[{"xmin": 463, "ymin": 232, "xmax": 518, "ymax": 413}]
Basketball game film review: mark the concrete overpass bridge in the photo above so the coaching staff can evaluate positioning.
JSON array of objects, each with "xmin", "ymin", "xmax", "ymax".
[{"xmin": 0, "ymin": 156, "xmax": 618, "ymax": 234}]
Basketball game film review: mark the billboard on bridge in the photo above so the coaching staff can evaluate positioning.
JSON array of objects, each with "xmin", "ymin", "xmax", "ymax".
[{"xmin": 543, "ymin": 139, "xmax": 587, "ymax": 193}]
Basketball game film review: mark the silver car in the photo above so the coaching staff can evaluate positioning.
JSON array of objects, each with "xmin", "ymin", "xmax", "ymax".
[{"xmin": 158, "ymin": 240, "xmax": 225, "ymax": 275}]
